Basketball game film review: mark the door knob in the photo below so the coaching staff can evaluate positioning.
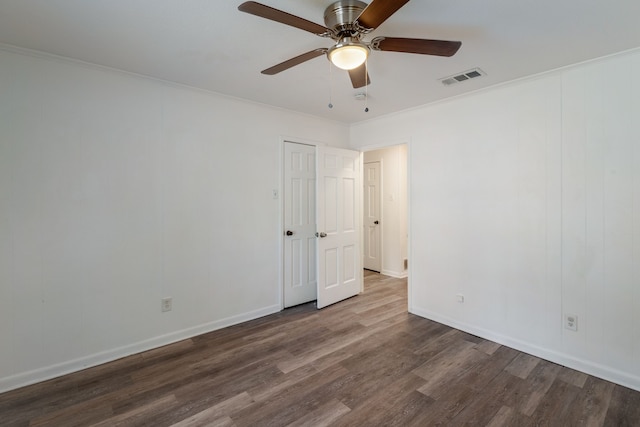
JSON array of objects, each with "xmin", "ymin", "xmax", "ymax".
[
  {"xmin": 285, "ymin": 230, "xmax": 294, "ymax": 236},
  {"xmin": 315, "ymin": 232, "xmax": 327, "ymax": 238},
  {"xmin": 374, "ymin": 220, "xmax": 379, "ymax": 225}
]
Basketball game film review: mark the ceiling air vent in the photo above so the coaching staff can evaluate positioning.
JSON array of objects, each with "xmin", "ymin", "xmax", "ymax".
[{"xmin": 439, "ymin": 68, "xmax": 485, "ymax": 86}]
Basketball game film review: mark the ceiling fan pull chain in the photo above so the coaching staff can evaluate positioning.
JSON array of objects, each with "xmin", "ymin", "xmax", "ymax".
[
  {"xmin": 364, "ymin": 58, "xmax": 369, "ymax": 113},
  {"xmin": 328, "ymin": 61, "xmax": 334, "ymax": 109}
]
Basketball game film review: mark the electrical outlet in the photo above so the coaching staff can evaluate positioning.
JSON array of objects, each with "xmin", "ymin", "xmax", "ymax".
[
  {"xmin": 564, "ymin": 314, "xmax": 577, "ymax": 331},
  {"xmin": 456, "ymin": 294, "xmax": 465, "ymax": 303},
  {"xmin": 161, "ymin": 297, "xmax": 172, "ymax": 312}
]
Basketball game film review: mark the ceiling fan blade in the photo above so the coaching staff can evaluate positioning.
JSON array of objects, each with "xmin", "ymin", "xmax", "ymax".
[
  {"xmin": 238, "ymin": 1, "xmax": 330, "ymax": 36},
  {"xmin": 371, "ymin": 37, "xmax": 461, "ymax": 57},
  {"xmin": 355, "ymin": 0, "xmax": 410, "ymax": 30},
  {"xmin": 348, "ymin": 64, "xmax": 371, "ymax": 88},
  {"xmin": 261, "ymin": 49, "xmax": 327, "ymax": 75}
]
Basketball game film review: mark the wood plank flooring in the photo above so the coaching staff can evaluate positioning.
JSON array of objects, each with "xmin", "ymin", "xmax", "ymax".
[{"xmin": 2, "ymin": 271, "xmax": 639, "ymax": 426}]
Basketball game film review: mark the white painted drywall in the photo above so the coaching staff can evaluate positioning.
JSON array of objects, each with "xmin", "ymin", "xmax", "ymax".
[
  {"xmin": 0, "ymin": 48, "xmax": 349, "ymax": 392},
  {"xmin": 350, "ymin": 49, "xmax": 640, "ymax": 391},
  {"xmin": 363, "ymin": 145, "xmax": 408, "ymax": 278}
]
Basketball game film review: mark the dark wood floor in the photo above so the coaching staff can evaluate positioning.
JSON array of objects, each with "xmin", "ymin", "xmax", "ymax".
[{"xmin": 2, "ymin": 271, "xmax": 640, "ymax": 426}]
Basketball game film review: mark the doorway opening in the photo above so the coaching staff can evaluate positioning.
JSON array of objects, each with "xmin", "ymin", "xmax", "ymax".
[{"xmin": 362, "ymin": 144, "xmax": 408, "ymax": 279}]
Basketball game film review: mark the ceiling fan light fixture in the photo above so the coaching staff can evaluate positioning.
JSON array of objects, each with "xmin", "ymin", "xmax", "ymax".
[{"xmin": 328, "ymin": 39, "xmax": 369, "ymax": 70}]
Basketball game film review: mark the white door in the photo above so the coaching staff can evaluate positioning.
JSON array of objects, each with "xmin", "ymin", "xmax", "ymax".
[
  {"xmin": 283, "ymin": 142, "xmax": 317, "ymax": 307},
  {"xmin": 363, "ymin": 161, "xmax": 381, "ymax": 272},
  {"xmin": 316, "ymin": 146, "xmax": 362, "ymax": 309}
]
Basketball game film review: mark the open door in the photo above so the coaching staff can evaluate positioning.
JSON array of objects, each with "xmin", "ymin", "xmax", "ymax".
[{"xmin": 316, "ymin": 146, "xmax": 362, "ymax": 309}]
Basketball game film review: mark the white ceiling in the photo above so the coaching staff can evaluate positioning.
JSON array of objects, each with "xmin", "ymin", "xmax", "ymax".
[{"xmin": 1, "ymin": 0, "xmax": 639, "ymax": 124}]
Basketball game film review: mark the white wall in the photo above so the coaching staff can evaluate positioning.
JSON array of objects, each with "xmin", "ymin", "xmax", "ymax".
[
  {"xmin": 0, "ymin": 48, "xmax": 349, "ymax": 392},
  {"xmin": 363, "ymin": 145, "xmax": 408, "ymax": 278},
  {"xmin": 350, "ymin": 49, "xmax": 640, "ymax": 391}
]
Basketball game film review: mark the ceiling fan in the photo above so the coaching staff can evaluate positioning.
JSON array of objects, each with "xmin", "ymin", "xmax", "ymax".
[{"xmin": 238, "ymin": 0, "xmax": 462, "ymax": 88}]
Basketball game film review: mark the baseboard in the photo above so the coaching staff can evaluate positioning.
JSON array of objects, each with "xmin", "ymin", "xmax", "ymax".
[
  {"xmin": 0, "ymin": 304, "xmax": 281, "ymax": 393},
  {"xmin": 410, "ymin": 306, "xmax": 640, "ymax": 393},
  {"xmin": 380, "ymin": 269, "xmax": 408, "ymax": 279}
]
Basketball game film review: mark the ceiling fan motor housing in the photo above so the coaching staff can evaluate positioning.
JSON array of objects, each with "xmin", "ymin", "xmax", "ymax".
[{"xmin": 324, "ymin": 0, "xmax": 368, "ymax": 38}]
